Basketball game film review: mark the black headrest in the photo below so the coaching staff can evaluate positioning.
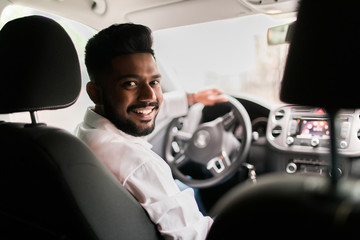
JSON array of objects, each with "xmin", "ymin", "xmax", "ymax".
[
  {"xmin": 280, "ymin": 0, "xmax": 360, "ymax": 110},
  {"xmin": 0, "ymin": 15, "xmax": 81, "ymax": 114}
]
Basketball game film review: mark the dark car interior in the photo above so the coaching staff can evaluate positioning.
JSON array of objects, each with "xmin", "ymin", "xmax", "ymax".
[
  {"xmin": 1, "ymin": 0, "xmax": 360, "ymax": 239},
  {"xmin": 207, "ymin": 1, "xmax": 360, "ymax": 239}
]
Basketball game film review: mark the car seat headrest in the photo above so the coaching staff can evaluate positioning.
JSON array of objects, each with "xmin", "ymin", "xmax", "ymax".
[
  {"xmin": 280, "ymin": 0, "xmax": 360, "ymax": 110},
  {"xmin": 0, "ymin": 15, "xmax": 81, "ymax": 114}
]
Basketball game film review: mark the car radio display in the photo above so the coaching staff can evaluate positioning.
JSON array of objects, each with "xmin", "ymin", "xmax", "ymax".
[{"xmin": 298, "ymin": 119, "xmax": 330, "ymax": 139}]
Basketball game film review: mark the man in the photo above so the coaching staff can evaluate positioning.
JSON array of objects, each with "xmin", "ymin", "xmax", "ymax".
[{"xmin": 76, "ymin": 23, "xmax": 227, "ymax": 239}]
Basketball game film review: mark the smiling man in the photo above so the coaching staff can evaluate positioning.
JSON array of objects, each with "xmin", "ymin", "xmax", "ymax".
[
  {"xmin": 94, "ymin": 52, "xmax": 162, "ymax": 137},
  {"xmin": 75, "ymin": 23, "xmax": 227, "ymax": 239}
]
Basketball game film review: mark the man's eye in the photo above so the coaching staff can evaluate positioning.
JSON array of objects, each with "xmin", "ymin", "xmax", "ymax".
[
  {"xmin": 151, "ymin": 80, "xmax": 160, "ymax": 86},
  {"xmin": 124, "ymin": 81, "xmax": 137, "ymax": 87}
]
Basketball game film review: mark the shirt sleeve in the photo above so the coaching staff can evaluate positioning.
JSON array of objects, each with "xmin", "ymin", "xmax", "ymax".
[
  {"xmin": 157, "ymin": 90, "xmax": 189, "ymax": 123},
  {"xmin": 124, "ymin": 159, "xmax": 213, "ymax": 240}
]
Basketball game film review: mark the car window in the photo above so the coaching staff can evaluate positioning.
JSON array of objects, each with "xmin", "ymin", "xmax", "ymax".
[{"xmin": 153, "ymin": 13, "xmax": 294, "ymax": 104}]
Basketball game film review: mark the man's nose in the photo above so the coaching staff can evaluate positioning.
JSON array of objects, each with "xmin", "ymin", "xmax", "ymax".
[{"xmin": 138, "ymin": 83, "xmax": 156, "ymax": 102}]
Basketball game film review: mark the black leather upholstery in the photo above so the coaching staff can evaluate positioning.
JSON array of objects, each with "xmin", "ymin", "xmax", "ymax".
[{"xmin": 0, "ymin": 16, "xmax": 161, "ymax": 239}]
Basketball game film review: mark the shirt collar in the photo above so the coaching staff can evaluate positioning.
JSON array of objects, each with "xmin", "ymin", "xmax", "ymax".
[{"xmin": 84, "ymin": 107, "xmax": 153, "ymax": 149}]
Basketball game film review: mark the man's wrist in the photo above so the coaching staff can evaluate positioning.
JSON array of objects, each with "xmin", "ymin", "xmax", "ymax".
[{"xmin": 187, "ymin": 93, "xmax": 195, "ymax": 106}]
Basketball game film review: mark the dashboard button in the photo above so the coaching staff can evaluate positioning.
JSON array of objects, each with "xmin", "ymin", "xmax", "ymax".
[
  {"xmin": 310, "ymin": 138, "xmax": 320, "ymax": 147},
  {"xmin": 286, "ymin": 136, "xmax": 294, "ymax": 145},
  {"xmin": 339, "ymin": 140, "xmax": 348, "ymax": 149},
  {"xmin": 286, "ymin": 162, "xmax": 297, "ymax": 174},
  {"xmin": 340, "ymin": 122, "xmax": 350, "ymax": 139},
  {"xmin": 289, "ymin": 120, "xmax": 298, "ymax": 135}
]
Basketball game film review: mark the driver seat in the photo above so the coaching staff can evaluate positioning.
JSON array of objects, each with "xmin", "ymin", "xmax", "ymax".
[{"xmin": 0, "ymin": 15, "xmax": 161, "ymax": 239}]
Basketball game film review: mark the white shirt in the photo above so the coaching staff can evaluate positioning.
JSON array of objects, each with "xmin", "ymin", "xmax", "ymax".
[{"xmin": 75, "ymin": 91, "xmax": 213, "ymax": 240}]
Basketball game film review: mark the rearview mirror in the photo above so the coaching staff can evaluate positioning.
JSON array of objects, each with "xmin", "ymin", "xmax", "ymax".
[{"xmin": 267, "ymin": 21, "xmax": 296, "ymax": 45}]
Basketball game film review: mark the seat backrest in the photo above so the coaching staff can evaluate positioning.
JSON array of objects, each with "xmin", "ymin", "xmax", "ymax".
[
  {"xmin": 0, "ymin": 15, "xmax": 161, "ymax": 240},
  {"xmin": 207, "ymin": 174, "xmax": 360, "ymax": 239}
]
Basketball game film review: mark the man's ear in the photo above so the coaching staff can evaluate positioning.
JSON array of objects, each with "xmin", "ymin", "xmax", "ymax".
[{"xmin": 86, "ymin": 81, "xmax": 103, "ymax": 105}]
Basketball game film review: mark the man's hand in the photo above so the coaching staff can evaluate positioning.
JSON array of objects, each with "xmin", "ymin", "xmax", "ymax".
[{"xmin": 187, "ymin": 88, "xmax": 228, "ymax": 106}]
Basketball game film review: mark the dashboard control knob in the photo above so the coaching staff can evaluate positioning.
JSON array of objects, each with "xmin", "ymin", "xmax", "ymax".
[
  {"xmin": 310, "ymin": 137, "xmax": 320, "ymax": 147},
  {"xmin": 329, "ymin": 168, "xmax": 343, "ymax": 177},
  {"xmin": 286, "ymin": 136, "xmax": 294, "ymax": 145},
  {"xmin": 339, "ymin": 140, "xmax": 348, "ymax": 149},
  {"xmin": 286, "ymin": 162, "xmax": 297, "ymax": 174}
]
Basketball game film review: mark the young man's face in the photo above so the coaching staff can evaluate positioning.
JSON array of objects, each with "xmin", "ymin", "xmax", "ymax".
[{"xmin": 100, "ymin": 53, "xmax": 163, "ymax": 136}]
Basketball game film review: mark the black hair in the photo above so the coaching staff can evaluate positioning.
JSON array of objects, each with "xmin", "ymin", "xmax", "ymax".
[{"xmin": 85, "ymin": 23, "xmax": 155, "ymax": 83}]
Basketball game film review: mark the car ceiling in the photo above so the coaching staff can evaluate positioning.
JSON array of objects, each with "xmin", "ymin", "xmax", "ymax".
[{"xmin": 1, "ymin": 0, "xmax": 298, "ymax": 31}]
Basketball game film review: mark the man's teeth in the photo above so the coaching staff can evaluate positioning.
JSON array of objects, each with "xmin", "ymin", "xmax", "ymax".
[{"xmin": 134, "ymin": 109, "xmax": 152, "ymax": 114}]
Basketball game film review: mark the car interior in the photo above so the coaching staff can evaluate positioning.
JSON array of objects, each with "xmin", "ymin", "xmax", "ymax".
[
  {"xmin": 208, "ymin": 1, "xmax": 360, "ymax": 239},
  {"xmin": 1, "ymin": 0, "xmax": 360, "ymax": 239},
  {"xmin": 0, "ymin": 15, "xmax": 161, "ymax": 239}
]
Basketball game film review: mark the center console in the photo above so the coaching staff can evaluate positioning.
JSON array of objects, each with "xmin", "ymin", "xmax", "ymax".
[{"xmin": 266, "ymin": 105, "xmax": 360, "ymax": 175}]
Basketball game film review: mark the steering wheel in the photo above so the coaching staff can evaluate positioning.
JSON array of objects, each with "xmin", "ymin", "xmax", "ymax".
[{"xmin": 163, "ymin": 95, "xmax": 252, "ymax": 188}]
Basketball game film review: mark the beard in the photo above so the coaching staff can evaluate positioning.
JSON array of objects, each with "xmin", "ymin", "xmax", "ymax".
[{"xmin": 102, "ymin": 96, "xmax": 158, "ymax": 137}]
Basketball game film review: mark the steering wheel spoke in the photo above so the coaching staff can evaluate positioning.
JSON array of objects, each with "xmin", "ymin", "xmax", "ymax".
[
  {"xmin": 173, "ymin": 129, "xmax": 192, "ymax": 142},
  {"xmin": 164, "ymin": 95, "xmax": 252, "ymax": 188},
  {"xmin": 173, "ymin": 152, "xmax": 190, "ymax": 167}
]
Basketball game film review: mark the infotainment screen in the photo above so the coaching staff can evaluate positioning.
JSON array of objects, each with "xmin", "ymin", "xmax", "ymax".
[{"xmin": 297, "ymin": 119, "xmax": 330, "ymax": 139}]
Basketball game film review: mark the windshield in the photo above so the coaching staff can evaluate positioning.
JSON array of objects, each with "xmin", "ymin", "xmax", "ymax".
[
  {"xmin": 0, "ymin": 5, "xmax": 294, "ymax": 131},
  {"xmin": 153, "ymin": 14, "xmax": 294, "ymax": 104}
]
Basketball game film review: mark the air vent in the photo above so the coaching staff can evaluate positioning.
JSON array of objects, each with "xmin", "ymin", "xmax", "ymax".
[
  {"xmin": 274, "ymin": 110, "xmax": 285, "ymax": 120},
  {"xmin": 271, "ymin": 126, "xmax": 282, "ymax": 137}
]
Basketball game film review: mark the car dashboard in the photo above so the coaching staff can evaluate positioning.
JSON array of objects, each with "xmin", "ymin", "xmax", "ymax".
[
  {"xmin": 150, "ymin": 95, "xmax": 360, "ymax": 211},
  {"xmin": 266, "ymin": 105, "xmax": 360, "ymax": 177},
  {"xmin": 152, "ymin": 95, "xmax": 360, "ymax": 181}
]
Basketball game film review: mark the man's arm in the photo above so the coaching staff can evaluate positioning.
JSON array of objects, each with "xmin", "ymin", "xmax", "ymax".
[
  {"xmin": 187, "ymin": 88, "xmax": 228, "ymax": 106},
  {"xmin": 124, "ymin": 157, "xmax": 213, "ymax": 240},
  {"xmin": 157, "ymin": 88, "xmax": 228, "ymax": 122}
]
